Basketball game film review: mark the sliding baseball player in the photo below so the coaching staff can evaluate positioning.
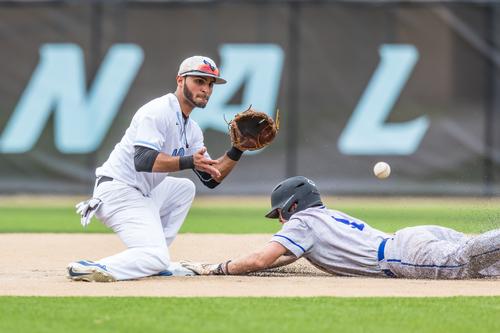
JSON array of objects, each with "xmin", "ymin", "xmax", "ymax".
[{"xmin": 182, "ymin": 176, "xmax": 500, "ymax": 279}]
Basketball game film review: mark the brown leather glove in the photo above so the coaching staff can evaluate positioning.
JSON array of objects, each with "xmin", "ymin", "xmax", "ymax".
[{"xmin": 228, "ymin": 106, "xmax": 279, "ymax": 151}]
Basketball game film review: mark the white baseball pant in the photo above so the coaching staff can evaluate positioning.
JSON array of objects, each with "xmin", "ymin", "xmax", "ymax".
[{"xmin": 93, "ymin": 177, "xmax": 195, "ymax": 280}]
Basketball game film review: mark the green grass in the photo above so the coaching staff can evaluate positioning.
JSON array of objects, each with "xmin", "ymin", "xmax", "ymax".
[
  {"xmin": 0, "ymin": 206, "xmax": 280, "ymax": 233},
  {"xmin": 0, "ymin": 200, "xmax": 499, "ymax": 233},
  {"xmin": 0, "ymin": 296, "xmax": 498, "ymax": 333},
  {"xmin": 0, "ymin": 207, "xmax": 110, "ymax": 233}
]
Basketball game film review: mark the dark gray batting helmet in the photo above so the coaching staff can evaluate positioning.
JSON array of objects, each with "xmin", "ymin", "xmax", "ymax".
[{"xmin": 265, "ymin": 176, "xmax": 323, "ymax": 220}]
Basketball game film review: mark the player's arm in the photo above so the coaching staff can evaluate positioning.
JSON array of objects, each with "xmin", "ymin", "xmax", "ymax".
[
  {"xmin": 268, "ymin": 253, "xmax": 299, "ymax": 269},
  {"xmin": 226, "ymin": 242, "xmax": 289, "ymax": 274},
  {"xmin": 192, "ymin": 146, "xmax": 243, "ymax": 188},
  {"xmin": 134, "ymin": 145, "xmax": 221, "ymax": 178},
  {"xmin": 212, "ymin": 147, "xmax": 243, "ymax": 182},
  {"xmin": 182, "ymin": 242, "xmax": 291, "ymax": 275}
]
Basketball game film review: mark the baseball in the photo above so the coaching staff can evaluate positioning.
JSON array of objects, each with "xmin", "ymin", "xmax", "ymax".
[{"xmin": 373, "ymin": 161, "xmax": 391, "ymax": 179}]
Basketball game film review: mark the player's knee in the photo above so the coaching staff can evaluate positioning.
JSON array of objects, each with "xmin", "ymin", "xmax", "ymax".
[{"xmin": 179, "ymin": 178, "xmax": 196, "ymax": 202}]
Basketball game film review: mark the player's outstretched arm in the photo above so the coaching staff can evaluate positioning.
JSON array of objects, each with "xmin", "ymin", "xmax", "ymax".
[
  {"xmin": 181, "ymin": 242, "xmax": 289, "ymax": 275},
  {"xmin": 191, "ymin": 146, "xmax": 243, "ymax": 188},
  {"xmin": 211, "ymin": 147, "xmax": 243, "ymax": 183},
  {"xmin": 144, "ymin": 146, "xmax": 220, "ymax": 178},
  {"xmin": 136, "ymin": 144, "xmax": 240, "ymax": 188},
  {"xmin": 268, "ymin": 253, "xmax": 299, "ymax": 269},
  {"xmin": 227, "ymin": 242, "xmax": 289, "ymax": 274}
]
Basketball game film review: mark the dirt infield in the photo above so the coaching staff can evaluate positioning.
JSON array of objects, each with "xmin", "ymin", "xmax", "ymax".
[{"xmin": 0, "ymin": 233, "xmax": 499, "ymax": 297}]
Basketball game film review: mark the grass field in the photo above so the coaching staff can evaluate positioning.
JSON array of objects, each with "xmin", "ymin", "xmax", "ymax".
[
  {"xmin": 1, "ymin": 196, "xmax": 499, "ymax": 332},
  {"xmin": 1, "ymin": 197, "xmax": 499, "ymax": 233},
  {"xmin": 0, "ymin": 297, "xmax": 499, "ymax": 333}
]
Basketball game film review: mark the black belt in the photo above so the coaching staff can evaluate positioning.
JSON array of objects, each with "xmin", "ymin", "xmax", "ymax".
[{"xmin": 97, "ymin": 176, "xmax": 113, "ymax": 187}]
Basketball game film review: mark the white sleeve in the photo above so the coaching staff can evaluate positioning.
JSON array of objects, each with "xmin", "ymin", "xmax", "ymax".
[
  {"xmin": 188, "ymin": 123, "xmax": 211, "ymax": 159},
  {"xmin": 189, "ymin": 124, "xmax": 204, "ymax": 150},
  {"xmin": 270, "ymin": 219, "xmax": 313, "ymax": 258},
  {"xmin": 134, "ymin": 111, "xmax": 168, "ymax": 151}
]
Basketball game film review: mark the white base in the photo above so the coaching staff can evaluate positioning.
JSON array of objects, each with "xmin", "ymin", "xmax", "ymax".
[{"xmin": 167, "ymin": 262, "xmax": 196, "ymax": 276}]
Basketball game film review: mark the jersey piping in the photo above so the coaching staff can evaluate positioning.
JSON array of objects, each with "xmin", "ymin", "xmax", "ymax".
[{"xmin": 273, "ymin": 234, "xmax": 306, "ymax": 254}]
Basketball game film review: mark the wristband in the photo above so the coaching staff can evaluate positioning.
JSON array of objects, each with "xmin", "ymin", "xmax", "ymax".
[
  {"xmin": 179, "ymin": 156, "xmax": 194, "ymax": 170},
  {"xmin": 226, "ymin": 147, "xmax": 243, "ymax": 161},
  {"xmin": 214, "ymin": 260, "xmax": 232, "ymax": 275},
  {"xmin": 224, "ymin": 260, "xmax": 232, "ymax": 275}
]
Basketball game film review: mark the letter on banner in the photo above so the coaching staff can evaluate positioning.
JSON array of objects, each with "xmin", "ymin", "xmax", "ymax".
[
  {"xmin": 0, "ymin": 44, "xmax": 143, "ymax": 154},
  {"xmin": 338, "ymin": 44, "xmax": 429, "ymax": 155}
]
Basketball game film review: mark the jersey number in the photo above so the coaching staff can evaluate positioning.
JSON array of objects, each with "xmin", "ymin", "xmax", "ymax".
[{"xmin": 331, "ymin": 216, "xmax": 365, "ymax": 231}]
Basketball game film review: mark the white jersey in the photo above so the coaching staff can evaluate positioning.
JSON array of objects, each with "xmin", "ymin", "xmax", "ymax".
[
  {"xmin": 271, "ymin": 206, "xmax": 390, "ymax": 277},
  {"xmin": 96, "ymin": 93, "xmax": 205, "ymax": 195}
]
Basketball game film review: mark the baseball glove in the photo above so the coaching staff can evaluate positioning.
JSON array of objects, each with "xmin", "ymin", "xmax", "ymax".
[
  {"xmin": 180, "ymin": 260, "xmax": 231, "ymax": 275},
  {"xmin": 228, "ymin": 106, "xmax": 279, "ymax": 151}
]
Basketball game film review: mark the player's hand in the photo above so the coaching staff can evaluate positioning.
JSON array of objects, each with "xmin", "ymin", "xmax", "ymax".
[
  {"xmin": 193, "ymin": 147, "xmax": 221, "ymax": 178},
  {"xmin": 180, "ymin": 260, "xmax": 227, "ymax": 275}
]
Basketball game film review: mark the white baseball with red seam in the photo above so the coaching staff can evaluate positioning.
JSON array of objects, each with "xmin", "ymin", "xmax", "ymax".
[{"xmin": 373, "ymin": 162, "xmax": 391, "ymax": 179}]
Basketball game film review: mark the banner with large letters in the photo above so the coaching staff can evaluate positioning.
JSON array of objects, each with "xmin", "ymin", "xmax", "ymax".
[{"xmin": 0, "ymin": 1, "xmax": 499, "ymax": 195}]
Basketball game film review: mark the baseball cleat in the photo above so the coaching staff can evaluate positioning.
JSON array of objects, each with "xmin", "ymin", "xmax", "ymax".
[{"xmin": 67, "ymin": 260, "xmax": 116, "ymax": 282}]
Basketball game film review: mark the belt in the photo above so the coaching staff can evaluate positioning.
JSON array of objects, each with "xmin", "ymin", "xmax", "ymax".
[
  {"xmin": 97, "ymin": 176, "xmax": 113, "ymax": 187},
  {"xmin": 377, "ymin": 238, "xmax": 389, "ymax": 261},
  {"xmin": 378, "ymin": 238, "xmax": 397, "ymax": 278}
]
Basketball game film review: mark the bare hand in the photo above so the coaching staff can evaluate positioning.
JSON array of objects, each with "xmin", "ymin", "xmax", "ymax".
[{"xmin": 193, "ymin": 147, "xmax": 221, "ymax": 178}]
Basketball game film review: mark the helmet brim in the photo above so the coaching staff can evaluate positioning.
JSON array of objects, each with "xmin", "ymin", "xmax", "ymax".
[{"xmin": 265, "ymin": 208, "xmax": 280, "ymax": 219}]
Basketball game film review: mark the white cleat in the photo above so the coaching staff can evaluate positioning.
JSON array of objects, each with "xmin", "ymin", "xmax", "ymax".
[{"xmin": 67, "ymin": 260, "xmax": 116, "ymax": 282}]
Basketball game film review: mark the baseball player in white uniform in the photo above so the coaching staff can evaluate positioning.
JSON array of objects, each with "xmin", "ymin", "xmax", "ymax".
[
  {"xmin": 68, "ymin": 55, "xmax": 247, "ymax": 282},
  {"xmin": 182, "ymin": 176, "xmax": 500, "ymax": 279}
]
